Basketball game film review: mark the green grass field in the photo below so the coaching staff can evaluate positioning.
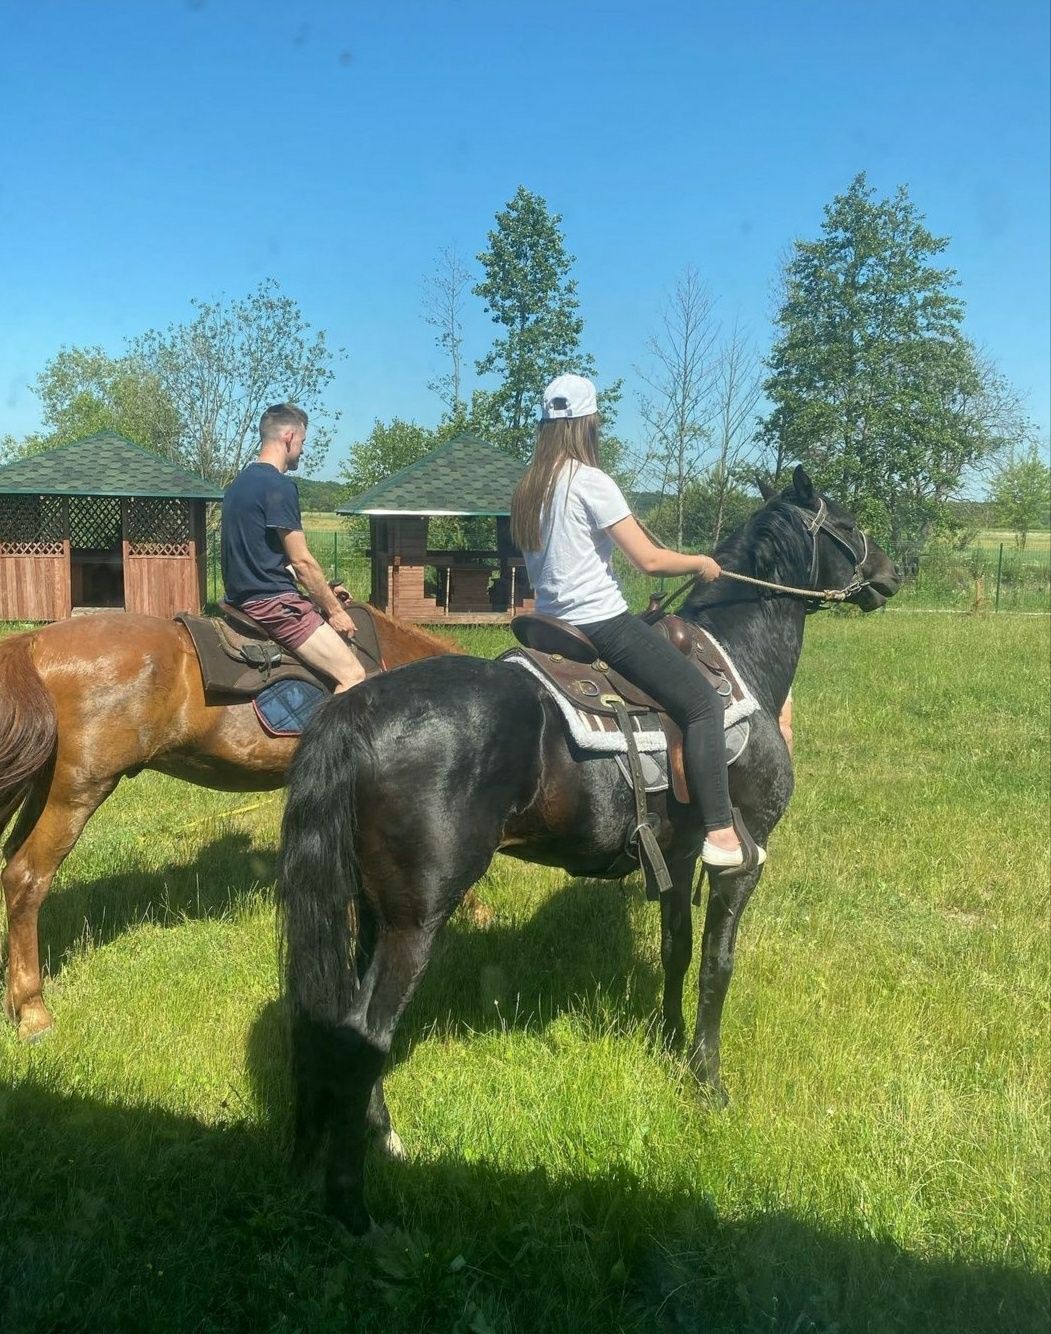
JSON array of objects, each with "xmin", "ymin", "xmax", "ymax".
[
  {"xmin": 973, "ymin": 529, "xmax": 1051, "ymax": 550},
  {"xmin": 1, "ymin": 614, "xmax": 1049, "ymax": 1332}
]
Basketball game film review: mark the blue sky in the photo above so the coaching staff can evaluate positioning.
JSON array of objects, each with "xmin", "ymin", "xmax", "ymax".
[{"xmin": 2, "ymin": 0, "xmax": 1048, "ymax": 479}]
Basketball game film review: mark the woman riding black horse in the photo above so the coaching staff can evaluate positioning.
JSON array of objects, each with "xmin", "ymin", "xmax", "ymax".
[
  {"xmin": 512, "ymin": 373, "xmax": 763, "ymax": 874},
  {"xmin": 277, "ymin": 462, "xmax": 901, "ymax": 1232}
]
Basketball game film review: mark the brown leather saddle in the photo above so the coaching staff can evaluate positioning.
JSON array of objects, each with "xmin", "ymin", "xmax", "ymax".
[
  {"xmin": 502, "ymin": 612, "xmax": 748, "ymax": 806},
  {"xmin": 175, "ymin": 598, "xmax": 386, "ymax": 701}
]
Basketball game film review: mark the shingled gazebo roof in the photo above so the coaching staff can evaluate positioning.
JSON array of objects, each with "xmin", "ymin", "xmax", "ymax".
[
  {"xmin": 338, "ymin": 434, "xmax": 525, "ymax": 516},
  {"xmin": 0, "ymin": 432, "xmax": 223, "ymax": 499}
]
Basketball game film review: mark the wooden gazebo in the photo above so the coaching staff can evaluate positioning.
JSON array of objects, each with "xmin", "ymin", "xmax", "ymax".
[
  {"xmin": 339, "ymin": 433, "xmax": 534, "ymax": 623},
  {"xmin": 0, "ymin": 431, "xmax": 223, "ymax": 622}
]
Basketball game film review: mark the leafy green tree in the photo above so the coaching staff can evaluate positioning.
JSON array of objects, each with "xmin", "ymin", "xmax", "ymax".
[
  {"xmin": 295, "ymin": 478, "xmax": 351, "ymax": 513},
  {"xmin": 0, "ymin": 433, "xmax": 23, "ymax": 463},
  {"xmin": 990, "ymin": 444, "xmax": 1051, "ymax": 548},
  {"xmin": 339, "ymin": 410, "xmax": 505, "ymax": 552},
  {"xmin": 758, "ymin": 173, "xmax": 1028, "ymax": 559},
  {"xmin": 23, "ymin": 346, "xmax": 183, "ymax": 460},
  {"xmin": 474, "ymin": 186, "xmax": 618, "ymax": 459},
  {"xmin": 340, "ymin": 418, "xmax": 436, "ymax": 497},
  {"xmin": 130, "ymin": 278, "xmax": 342, "ymax": 484},
  {"xmin": 10, "ymin": 282, "xmax": 341, "ymax": 486}
]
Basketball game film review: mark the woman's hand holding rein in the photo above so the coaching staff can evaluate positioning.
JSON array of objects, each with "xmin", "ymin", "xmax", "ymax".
[{"xmin": 693, "ymin": 555, "xmax": 721, "ymax": 583}]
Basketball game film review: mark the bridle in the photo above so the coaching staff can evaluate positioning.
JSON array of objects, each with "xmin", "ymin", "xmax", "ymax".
[
  {"xmin": 795, "ymin": 496, "xmax": 871, "ymax": 603},
  {"xmin": 645, "ymin": 497, "xmax": 873, "ymax": 620}
]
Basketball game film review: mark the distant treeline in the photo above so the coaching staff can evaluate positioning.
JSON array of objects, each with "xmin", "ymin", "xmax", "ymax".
[
  {"xmin": 949, "ymin": 499, "xmax": 1049, "ymax": 531},
  {"xmin": 296, "ymin": 478, "xmax": 350, "ymax": 511},
  {"xmin": 293, "ymin": 485, "xmax": 1050, "ymax": 533}
]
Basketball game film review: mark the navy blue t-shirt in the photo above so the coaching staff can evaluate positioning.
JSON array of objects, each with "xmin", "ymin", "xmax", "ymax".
[{"xmin": 221, "ymin": 462, "xmax": 303, "ymax": 604}]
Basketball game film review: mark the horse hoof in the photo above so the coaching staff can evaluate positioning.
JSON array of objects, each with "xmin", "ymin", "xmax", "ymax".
[
  {"xmin": 377, "ymin": 1128, "xmax": 407, "ymax": 1160},
  {"xmin": 328, "ymin": 1193, "xmax": 375, "ymax": 1237},
  {"xmin": 696, "ymin": 1079, "xmax": 729, "ymax": 1110},
  {"xmin": 16, "ymin": 1003, "xmax": 54, "ymax": 1044},
  {"xmin": 460, "ymin": 889, "xmax": 494, "ymax": 929}
]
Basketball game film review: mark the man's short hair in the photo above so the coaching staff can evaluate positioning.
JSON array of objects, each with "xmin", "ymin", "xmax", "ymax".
[{"xmin": 259, "ymin": 403, "xmax": 308, "ymax": 441}]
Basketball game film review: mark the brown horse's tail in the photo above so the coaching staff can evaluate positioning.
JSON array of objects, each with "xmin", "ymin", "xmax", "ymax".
[{"xmin": 0, "ymin": 634, "xmax": 58, "ymax": 828}]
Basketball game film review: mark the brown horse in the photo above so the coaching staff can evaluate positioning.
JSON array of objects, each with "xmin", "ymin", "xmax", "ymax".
[{"xmin": 0, "ymin": 609, "xmax": 458, "ymax": 1041}]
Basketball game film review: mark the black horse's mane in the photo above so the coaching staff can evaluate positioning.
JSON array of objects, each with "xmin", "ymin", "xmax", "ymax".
[{"xmin": 680, "ymin": 496, "xmax": 812, "ymax": 618}]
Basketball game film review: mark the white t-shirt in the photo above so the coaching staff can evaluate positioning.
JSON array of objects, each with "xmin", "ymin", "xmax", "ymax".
[{"xmin": 522, "ymin": 463, "xmax": 632, "ymax": 625}]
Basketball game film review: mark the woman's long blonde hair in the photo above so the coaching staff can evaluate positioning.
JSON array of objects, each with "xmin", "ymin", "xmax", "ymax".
[{"xmin": 510, "ymin": 414, "xmax": 601, "ymax": 552}]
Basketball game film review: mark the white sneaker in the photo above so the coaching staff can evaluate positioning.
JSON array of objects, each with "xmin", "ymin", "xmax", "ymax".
[{"xmin": 701, "ymin": 839, "xmax": 767, "ymax": 869}]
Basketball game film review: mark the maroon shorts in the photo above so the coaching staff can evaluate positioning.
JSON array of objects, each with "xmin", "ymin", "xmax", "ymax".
[{"xmin": 238, "ymin": 592, "xmax": 324, "ymax": 651}]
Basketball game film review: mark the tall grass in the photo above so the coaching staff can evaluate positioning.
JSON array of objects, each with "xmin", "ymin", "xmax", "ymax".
[{"xmin": 0, "ymin": 615, "xmax": 1048, "ymax": 1332}]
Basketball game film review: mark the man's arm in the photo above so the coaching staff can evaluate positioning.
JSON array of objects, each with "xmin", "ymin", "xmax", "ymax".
[{"xmin": 278, "ymin": 529, "xmax": 357, "ymax": 636}]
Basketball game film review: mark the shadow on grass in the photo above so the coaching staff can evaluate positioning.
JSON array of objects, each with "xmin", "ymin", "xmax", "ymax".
[
  {"xmin": 0, "ymin": 1079, "xmax": 1044, "ymax": 1334},
  {"xmin": 34, "ymin": 832, "xmax": 276, "ymax": 980},
  {"xmin": 240, "ymin": 872, "xmax": 664, "ymax": 1115},
  {"xmin": 419, "ymin": 874, "xmax": 662, "ymax": 1037},
  {"xmin": 34, "ymin": 834, "xmax": 662, "ymax": 1044}
]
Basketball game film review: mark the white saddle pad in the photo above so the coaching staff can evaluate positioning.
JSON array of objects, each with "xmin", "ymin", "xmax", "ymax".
[{"xmin": 503, "ymin": 632, "xmax": 759, "ymax": 768}]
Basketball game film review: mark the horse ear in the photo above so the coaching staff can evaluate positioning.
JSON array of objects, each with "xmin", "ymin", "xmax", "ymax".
[
  {"xmin": 792, "ymin": 465, "xmax": 815, "ymax": 503},
  {"xmin": 756, "ymin": 475, "xmax": 779, "ymax": 501}
]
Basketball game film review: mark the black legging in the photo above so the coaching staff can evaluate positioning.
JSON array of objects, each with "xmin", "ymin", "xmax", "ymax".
[{"xmin": 578, "ymin": 611, "xmax": 733, "ymax": 833}]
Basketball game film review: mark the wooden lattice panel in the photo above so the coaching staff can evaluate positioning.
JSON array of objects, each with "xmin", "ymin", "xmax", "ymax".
[
  {"xmin": 69, "ymin": 496, "xmax": 122, "ymax": 551},
  {"xmin": 0, "ymin": 495, "xmax": 65, "ymax": 555},
  {"xmin": 125, "ymin": 497, "xmax": 192, "ymax": 556}
]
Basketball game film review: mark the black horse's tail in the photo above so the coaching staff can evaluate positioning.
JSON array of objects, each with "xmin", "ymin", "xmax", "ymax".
[
  {"xmin": 276, "ymin": 692, "xmax": 375, "ymax": 1157},
  {"xmin": 0, "ymin": 633, "xmax": 58, "ymax": 834}
]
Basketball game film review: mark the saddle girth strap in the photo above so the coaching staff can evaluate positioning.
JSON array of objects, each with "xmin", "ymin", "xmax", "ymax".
[{"xmin": 612, "ymin": 699, "xmax": 673, "ymax": 898}]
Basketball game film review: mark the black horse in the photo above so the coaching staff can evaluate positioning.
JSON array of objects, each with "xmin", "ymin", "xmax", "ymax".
[{"xmin": 276, "ymin": 467, "xmax": 901, "ymax": 1231}]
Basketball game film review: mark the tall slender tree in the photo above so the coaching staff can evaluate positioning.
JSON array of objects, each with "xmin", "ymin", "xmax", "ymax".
[
  {"xmin": 758, "ymin": 174, "xmax": 1028, "ymax": 556},
  {"xmin": 637, "ymin": 268, "xmax": 720, "ymax": 548},
  {"xmin": 423, "ymin": 246, "xmax": 470, "ymax": 414},
  {"xmin": 474, "ymin": 187, "xmax": 611, "ymax": 459},
  {"xmin": 709, "ymin": 318, "xmax": 763, "ymax": 544}
]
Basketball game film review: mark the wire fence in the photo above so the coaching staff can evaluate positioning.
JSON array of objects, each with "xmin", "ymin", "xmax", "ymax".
[
  {"xmin": 894, "ymin": 544, "xmax": 1051, "ymax": 614},
  {"xmin": 205, "ymin": 530, "xmax": 1051, "ymax": 616},
  {"xmin": 206, "ymin": 529, "xmax": 371, "ymax": 605}
]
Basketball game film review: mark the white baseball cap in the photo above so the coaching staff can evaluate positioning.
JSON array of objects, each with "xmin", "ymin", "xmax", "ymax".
[{"xmin": 541, "ymin": 373, "xmax": 598, "ymax": 420}]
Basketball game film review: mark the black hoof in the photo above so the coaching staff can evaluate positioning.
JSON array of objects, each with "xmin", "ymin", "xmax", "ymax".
[
  {"xmin": 327, "ymin": 1190, "xmax": 374, "ymax": 1237},
  {"xmin": 661, "ymin": 1026, "xmax": 685, "ymax": 1056},
  {"xmin": 695, "ymin": 1078, "xmax": 729, "ymax": 1109}
]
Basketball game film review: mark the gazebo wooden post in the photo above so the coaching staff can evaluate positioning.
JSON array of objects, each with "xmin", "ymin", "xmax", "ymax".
[{"xmin": 193, "ymin": 501, "xmax": 208, "ymax": 608}]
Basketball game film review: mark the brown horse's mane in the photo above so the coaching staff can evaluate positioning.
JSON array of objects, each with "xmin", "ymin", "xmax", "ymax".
[{"xmin": 366, "ymin": 606, "xmax": 465, "ymax": 658}]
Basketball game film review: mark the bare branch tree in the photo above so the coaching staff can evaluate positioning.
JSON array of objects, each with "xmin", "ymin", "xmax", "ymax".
[
  {"xmin": 710, "ymin": 317, "xmax": 762, "ymax": 543},
  {"xmin": 423, "ymin": 246, "xmax": 470, "ymax": 414},
  {"xmin": 636, "ymin": 268, "xmax": 720, "ymax": 548}
]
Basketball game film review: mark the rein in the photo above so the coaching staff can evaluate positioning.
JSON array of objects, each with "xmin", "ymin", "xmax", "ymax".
[{"xmin": 643, "ymin": 499, "xmax": 871, "ymax": 619}]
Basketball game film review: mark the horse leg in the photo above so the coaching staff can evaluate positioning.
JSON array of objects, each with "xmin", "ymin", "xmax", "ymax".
[
  {"xmin": 2, "ymin": 770, "xmax": 118, "ymax": 1041},
  {"xmin": 324, "ymin": 919, "xmax": 442, "ymax": 1233},
  {"xmin": 687, "ymin": 866, "xmax": 761, "ymax": 1100},
  {"xmin": 660, "ymin": 853, "xmax": 698, "ymax": 1051}
]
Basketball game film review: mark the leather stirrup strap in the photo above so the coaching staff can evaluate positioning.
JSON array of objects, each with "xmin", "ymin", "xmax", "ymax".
[{"xmin": 612, "ymin": 700, "xmax": 672, "ymax": 897}]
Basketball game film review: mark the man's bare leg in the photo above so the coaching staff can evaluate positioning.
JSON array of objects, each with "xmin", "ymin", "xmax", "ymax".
[{"xmin": 294, "ymin": 621, "xmax": 366, "ymax": 693}]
